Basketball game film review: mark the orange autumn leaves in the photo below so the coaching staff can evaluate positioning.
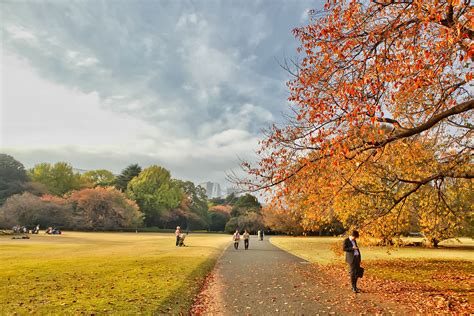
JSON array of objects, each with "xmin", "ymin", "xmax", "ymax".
[{"xmin": 240, "ymin": 0, "xmax": 473, "ymax": 243}]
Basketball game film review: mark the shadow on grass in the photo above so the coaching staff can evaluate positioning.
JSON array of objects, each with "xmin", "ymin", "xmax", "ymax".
[{"xmin": 154, "ymin": 257, "xmax": 218, "ymax": 315}]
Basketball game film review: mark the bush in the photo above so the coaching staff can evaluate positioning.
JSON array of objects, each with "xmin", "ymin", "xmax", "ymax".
[
  {"xmin": 0, "ymin": 192, "xmax": 71, "ymax": 229},
  {"xmin": 68, "ymin": 187, "xmax": 143, "ymax": 230},
  {"xmin": 224, "ymin": 217, "xmax": 239, "ymax": 234},
  {"xmin": 209, "ymin": 206, "xmax": 231, "ymax": 231}
]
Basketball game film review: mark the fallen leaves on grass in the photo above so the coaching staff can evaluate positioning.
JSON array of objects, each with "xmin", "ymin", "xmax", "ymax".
[{"xmin": 311, "ymin": 259, "xmax": 473, "ymax": 314}]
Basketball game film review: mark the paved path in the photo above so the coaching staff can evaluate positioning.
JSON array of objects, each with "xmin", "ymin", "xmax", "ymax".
[{"xmin": 193, "ymin": 236, "xmax": 407, "ymax": 315}]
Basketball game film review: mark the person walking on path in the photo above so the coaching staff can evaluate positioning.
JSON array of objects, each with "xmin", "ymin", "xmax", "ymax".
[
  {"xmin": 175, "ymin": 226, "xmax": 181, "ymax": 247},
  {"xmin": 232, "ymin": 230, "xmax": 241, "ymax": 250},
  {"xmin": 343, "ymin": 230, "xmax": 362, "ymax": 293},
  {"xmin": 259, "ymin": 229, "xmax": 264, "ymax": 241},
  {"xmin": 243, "ymin": 229, "xmax": 250, "ymax": 250}
]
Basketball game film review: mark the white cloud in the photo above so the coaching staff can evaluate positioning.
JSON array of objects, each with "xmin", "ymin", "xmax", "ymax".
[
  {"xmin": 5, "ymin": 25, "xmax": 37, "ymax": 42},
  {"xmin": 1, "ymin": 54, "xmax": 158, "ymax": 149},
  {"xmin": 1, "ymin": 0, "xmax": 320, "ymax": 186},
  {"xmin": 66, "ymin": 50, "xmax": 99, "ymax": 67}
]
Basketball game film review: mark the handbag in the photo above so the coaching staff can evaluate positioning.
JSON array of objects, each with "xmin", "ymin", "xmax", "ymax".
[{"xmin": 357, "ymin": 267, "xmax": 365, "ymax": 278}]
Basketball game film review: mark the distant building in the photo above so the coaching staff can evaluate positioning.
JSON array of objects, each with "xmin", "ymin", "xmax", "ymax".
[{"xmin": 199, "ymin": 182, "xmax": 222, "ymax": 199}]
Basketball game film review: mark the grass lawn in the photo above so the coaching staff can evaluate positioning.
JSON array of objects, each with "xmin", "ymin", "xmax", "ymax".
[
  {"xmin": 0, "ymin": 232, "xmax": 230, "ymax": 314},
  {"xmin": 270, "ymin": 236, "xmax": 474, "ymax": 293}
]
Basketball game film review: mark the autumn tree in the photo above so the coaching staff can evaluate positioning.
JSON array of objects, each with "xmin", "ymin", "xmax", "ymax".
[
  {"xmin": 414, "ymin": 177, "xmax": 473, "ymax": 247},
  {"xmin": 115, "ymin": 164, "xmax": 141, "ymax": 192},
  {"xmin": 262, "ymin": 204, "xmax": 304, "ymax": 235},
  {"xmin": 28, "ymin": 162, "xmax": 84, "ymax": 196},
  {"xmin": 68, "ymin": 187, "xmax": 143, "ymax": 230},
  {"xmin": 238, "ymin": 0, "xmax": 473, "ymax": 242},
  {"xmin": 0, "ymin": 192, "xmax": 71, "ymax": 229}
]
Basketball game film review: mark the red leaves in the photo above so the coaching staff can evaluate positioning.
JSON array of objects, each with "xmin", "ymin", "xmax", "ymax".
[{"xmin": 236, "ymin": 0, "xmax": 473, "ymax": 224}]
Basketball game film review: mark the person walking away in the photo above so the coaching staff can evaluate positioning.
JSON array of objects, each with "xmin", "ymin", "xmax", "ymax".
[
  {"xmin": 260, "ymin": 230, "xmax": 264, "ymax": 241},
  {"xmin": 243, "ymin": 230, "xmax": 250, "ymax": 250},
  {"xmin": 232, "ymin": 230, "xmax": 241, "ymax": 250},
  {"xmin": 175, "ymin": 226, "xmax": 181, "ymax": 247},
  {"xmin": 343, "ymin": 230, "xmax": 362, "ymax": 293},
  {"xmin": 257, "ymin": 230, "xmax": 261, "ymax": 240}
]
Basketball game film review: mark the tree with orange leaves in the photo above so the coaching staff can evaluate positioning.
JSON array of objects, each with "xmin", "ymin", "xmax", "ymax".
[{"xmin": 238, "ymin": 0, "xmax": 473, "ymax": 242}]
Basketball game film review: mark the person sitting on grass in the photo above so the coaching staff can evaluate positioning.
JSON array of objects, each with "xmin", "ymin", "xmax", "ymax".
[
  {"xmin": 178, "ymin": 233, "xmax": 186, "ymax": 247},
  {"xmin": 232, "ymin": 230, "xmax": 241, "ymax": 250}
]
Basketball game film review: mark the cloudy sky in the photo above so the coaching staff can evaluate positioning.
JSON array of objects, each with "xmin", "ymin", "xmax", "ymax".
[{"xmin": 1, "ymin": 0, "xmax": 323, "ymax": 187}]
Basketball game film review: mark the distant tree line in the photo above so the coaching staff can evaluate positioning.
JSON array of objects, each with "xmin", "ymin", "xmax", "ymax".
[{"xmin": 0, "ymin": 153, "xmax": 264, "ymax": 232}]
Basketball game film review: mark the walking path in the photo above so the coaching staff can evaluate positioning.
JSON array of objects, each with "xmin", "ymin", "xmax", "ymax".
[{"xmin": 192, "ymin": 236, "xmax": 407, "ymax": 315}]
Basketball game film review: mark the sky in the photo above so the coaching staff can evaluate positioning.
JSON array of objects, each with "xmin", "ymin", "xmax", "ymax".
[{"xmin": 1, "ymin": 0, "xmax": 323, "ymax": 187}]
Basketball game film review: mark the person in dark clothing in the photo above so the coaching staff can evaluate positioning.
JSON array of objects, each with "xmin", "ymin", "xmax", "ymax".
[{"xmin": 343, "ymin": 230, "xmax": 362, "ymax": 293}]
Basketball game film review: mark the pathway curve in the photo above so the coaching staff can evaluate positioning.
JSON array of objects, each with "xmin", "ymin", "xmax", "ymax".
[{"xmin": 192, "ymin": 236, "xmax": 408, "ymax": 315}]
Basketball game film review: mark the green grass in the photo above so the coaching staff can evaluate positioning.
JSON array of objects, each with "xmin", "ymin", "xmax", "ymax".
[
  {"xmin": 270, "ymin": 236, "xmax": 474, "ymax": 292},
  {"xmin": 0, "ymin": 232, "xmax": 230, "ymax": 314}
]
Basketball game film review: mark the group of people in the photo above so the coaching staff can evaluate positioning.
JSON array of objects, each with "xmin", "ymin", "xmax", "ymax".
[
  {"xmin": 171, "ymin": 225, "xmax": 362, "ymax": 293},
  {"xmin": 232, "ymin": 229, "xmax": 265, "ymax": 250},
  {"xmin": 12, "ymin": 225, "xmax": 40, "ymax": 234},
  {"xmin": 45, "ymin": 227, "xmax": 62, "ymax": 235}
]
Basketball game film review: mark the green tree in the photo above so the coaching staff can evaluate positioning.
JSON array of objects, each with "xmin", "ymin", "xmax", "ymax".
[
  {"xmin": 0, "ymin": 154, "xmax": 35, "ymax": 205},
  {"xmin": 28, "ymin": 162, "xmax": 83, "ymax": 196},
  {"xmin": 231, "ymin": 194, "xmax": 261, "ymax": 217},
  {"xmin": 0, "ymin": 154, "xmax": 29, "ymax": 205},
  {"xmin": 175, "ymin": 180, "xmax": 210, "ymax": 230},
  {"xmin": 127, "ymin": 165, "xmax": 182, "ymax": 227},
  {"xmin": 115, "ymin": 164, "xmax": 142, "ymax": 192},
  {"xmin": 0, "ymin": 153, "xmax": 28, "ymax": 183},
  {"xmin": 209, "ymin": 205, "xmax": 232, "ymax": 231},
  {"xmin": 81, "ymin": 169, "xmax": 116, "ymax": 187},
  {"xmin": 224, "ymin": 217, "xmax": 239, "ymax": 233}
]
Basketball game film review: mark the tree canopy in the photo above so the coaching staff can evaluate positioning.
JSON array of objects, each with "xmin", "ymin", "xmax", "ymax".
[
  {"xmin": 126, "ymin": 165, "xmax": 182, "ymax": 227},
  {"xmin": 0, "ymin": 154, "xmax": 29, "ymax": 205},
  {"xmin": 81, "ymin": 169, "xmax": 116, "ymax": 187},
  {"xmin": 239, "ymin": 0, "xmax": 473, "ymax": 244},
  {"xmin": 28, "ymin": 162, "xmax": 84, "ymax": 196},
  {"xmin": 115, "ymin": 164, "xmax": 142, "ymax": 192}
]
